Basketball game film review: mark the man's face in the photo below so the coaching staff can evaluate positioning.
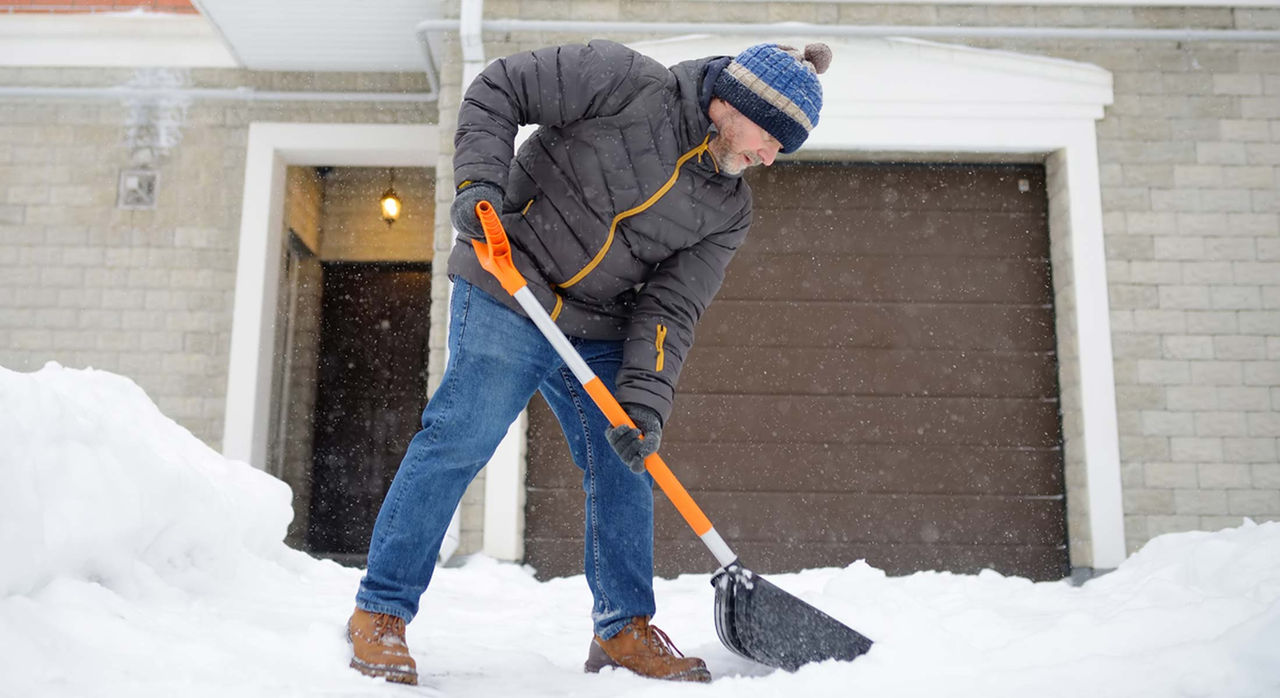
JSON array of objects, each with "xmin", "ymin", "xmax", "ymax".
[{"xmin": 707, "ymin": 99, "xmax": 782, "ymax": 176}]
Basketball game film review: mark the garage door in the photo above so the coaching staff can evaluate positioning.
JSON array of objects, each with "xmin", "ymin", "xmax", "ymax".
[{"xmin": 525, "ymin": 162, "xmax": 1068, "ymax": 582}]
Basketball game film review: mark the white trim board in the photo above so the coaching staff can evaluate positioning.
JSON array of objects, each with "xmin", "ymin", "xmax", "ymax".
[
  {"xmin": 0, "ymin": 13, "xmax": 239, "ymax": 67},
  {"xmin": 222, "ymin": 122, "xmax": 438, "ymax": 468},
  {"xmin": 481, "ymin": 35, "xmax": 1127, "ymax": 570}
]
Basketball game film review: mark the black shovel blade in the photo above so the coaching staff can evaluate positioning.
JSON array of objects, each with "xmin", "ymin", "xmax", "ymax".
[{"xmin": 712, "ymin": 561, "xmax": 873, "ymax": 671}]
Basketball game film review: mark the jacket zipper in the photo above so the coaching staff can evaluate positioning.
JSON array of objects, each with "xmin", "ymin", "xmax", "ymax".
[
  {"xmin": 556, "ymin": 134, "xmax": 712, "ymax": 290},
  {"xmin": 654, "ymin": 323, "xmax": 668, "ymax": 372}
]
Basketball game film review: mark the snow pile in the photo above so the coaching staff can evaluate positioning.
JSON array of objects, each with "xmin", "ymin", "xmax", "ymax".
[
  {"xmin": 825, "ymin": 521, "xmax": 1280, "ymax": 698},
  {"xmin": 0, "ymin": 363, "xmax": 292, "ymax": 596},
  {"xmin": 2, "ymin": 363, "xmax": 1279, "ymax": 698}
]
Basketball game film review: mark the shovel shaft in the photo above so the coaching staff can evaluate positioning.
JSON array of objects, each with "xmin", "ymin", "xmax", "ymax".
[{"xmin": 472, "ymin": 201, "xmax": 738, "ymax": 568}]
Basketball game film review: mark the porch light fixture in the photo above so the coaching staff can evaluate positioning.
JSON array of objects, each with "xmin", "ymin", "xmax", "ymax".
[{"xmin": 380, "ymin": 168, "xmax": 401, "ymax": 226}]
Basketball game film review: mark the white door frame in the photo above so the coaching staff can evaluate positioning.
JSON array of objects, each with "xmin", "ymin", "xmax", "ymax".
[{"xmin": 222, "ymin": 122, "xmax": 438, "ymax": 468}]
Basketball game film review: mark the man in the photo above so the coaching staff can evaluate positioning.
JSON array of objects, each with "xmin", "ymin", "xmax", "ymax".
[{"xmin": 347, "ymin": 39, "xmax": 830, "ymax": 685}]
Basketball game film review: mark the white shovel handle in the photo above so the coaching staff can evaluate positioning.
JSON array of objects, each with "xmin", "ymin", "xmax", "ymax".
[{"xmin": 471, "ymin": 201, "xmax": 737, "ymax": 569}]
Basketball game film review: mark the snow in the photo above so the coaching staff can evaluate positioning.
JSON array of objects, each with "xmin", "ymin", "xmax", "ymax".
[{"xmin": 3, "ymin": 362, "xmax": 1279, "ymax": 698}]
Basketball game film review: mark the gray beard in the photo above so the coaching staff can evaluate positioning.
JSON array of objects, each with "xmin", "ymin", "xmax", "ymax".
[{"xmin": 707, "ymin": 136, "xmax": 748, "ymax": 176}]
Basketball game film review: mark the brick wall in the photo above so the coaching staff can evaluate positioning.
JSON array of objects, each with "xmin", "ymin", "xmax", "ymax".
[
  {"xmin": 283, "ymin": 166, "xmax": 322, "ymax": 254},
  {"xmin": 0, "ymin": 66, "xmax": 434, "ymax": 448},
  {"xmin": 1076, "ymin": 36, "xmax": 1280, "ymax": 551}
]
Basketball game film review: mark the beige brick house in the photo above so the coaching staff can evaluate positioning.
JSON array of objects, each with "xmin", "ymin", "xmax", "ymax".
[{"xmin": 2, "ymin": 0, "xmax": 1277, "ymax": 580}]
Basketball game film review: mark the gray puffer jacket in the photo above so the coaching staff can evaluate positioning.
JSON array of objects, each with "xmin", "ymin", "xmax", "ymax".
[{"xmin": 449, "ymin": 40, "xmax": 752, "ymax": 425}]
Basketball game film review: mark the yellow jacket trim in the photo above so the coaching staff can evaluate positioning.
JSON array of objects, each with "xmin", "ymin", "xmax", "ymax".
[
  {"xmin": 551, "ymin": 293, "xmax": 564, "ymax": 322},
  {"xmin": 557, "ymin": 135, "xmax": 712, "ymax": 290},
  {"xmin": 654, "ymin": 323, "xmax": 667, "ymax": 372}
]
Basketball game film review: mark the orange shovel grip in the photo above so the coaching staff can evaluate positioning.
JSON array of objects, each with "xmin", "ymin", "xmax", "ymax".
[
  {"xmin": 470, "ymin": 200, "xmax": 715, "ymax": 540},
  {"xmin": 471, "ymin": 200, "xmax": 527, "ymax": 295},
  {"xmin": 582, "ymin": 377, "xmax": 714, "ymax": 537}
]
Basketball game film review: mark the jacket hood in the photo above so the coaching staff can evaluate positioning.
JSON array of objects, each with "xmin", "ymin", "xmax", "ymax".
[{"xmin": 669, "ymin": 55, "xmax": 731, "ymax": 156}]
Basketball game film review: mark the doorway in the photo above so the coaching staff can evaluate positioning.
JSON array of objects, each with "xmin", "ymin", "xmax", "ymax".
[
  {"xmin": 307, "ymin": 262, "xmax": 432, "ymax": 562},
  {"xmin": 260, "ymin": 160, "xmax": 437, "ymax": 563}
]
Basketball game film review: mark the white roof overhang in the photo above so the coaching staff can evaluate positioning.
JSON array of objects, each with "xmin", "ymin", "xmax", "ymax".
[
  {"xmin": 0, "ymin": 12, "xmax": 238, "ymax": 67},
  {"xmin": 192, "ymin": 0, "xmax": 434, "ymax": 73}
]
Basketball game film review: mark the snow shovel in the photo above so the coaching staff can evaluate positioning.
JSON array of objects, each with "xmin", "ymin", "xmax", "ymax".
[{"xmin": 471, "ymin": 201, "xmax": 874, "ymax": 671}]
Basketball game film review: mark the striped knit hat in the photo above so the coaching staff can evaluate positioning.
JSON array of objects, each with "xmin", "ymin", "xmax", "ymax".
[{"xmin": 713, "ymin": 43, "xmax": 831, "ymax": 154}]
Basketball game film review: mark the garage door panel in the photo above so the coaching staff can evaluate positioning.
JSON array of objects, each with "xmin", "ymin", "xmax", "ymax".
[
  {"xmin": 661, "ymin": 443, "xmax": 1065, "ymax": 495},
  {"xmin": 658, "ymin": 492, "xmax": 1065, "ymax": 547},
  {"xmin": 526, "ymin": 395, "xmax": 575, "ymax": 487},
  {"xmin": 678, "ymin": 347, "xmax": 1059, "ymax": 398},
  {"xmin": 530, "ymin": 408, "xmax": 1063, "ymax": 496},
  {"xmin": 719, "ymin": 254, "xmax": 1052, "ymax": 305},
  {"xmin": 521, "ymin": 541, "xmax": 582, "ymax": 580},
  {"xmin": 524, "ymin": 489, "xmax": 579, "ymax": 540},
  {"xmin": 528, "ymin": 488, "xmax": 1064, "ymax": 547},
  {"xmin": 751, "ymin": 165, "xmax": 1047, "ymax": 215},
  {"xmin": 527, "ymin": 539, "xmax": 1065, "ymax": 581},
  {"xmin": 654, "ymin": 542, "xmax": 1066, "ymax": 580},
  {"xmin": 664, "ymin": 395, "xmax": 1060, "ymax": 447},
  {"xmin": 697, "ymin": 301, "xmax": 1056, "ymax": 352},
  {"xmin": 523, "ymin": 162, "xmax": 1067, "ymax": 581},
  {"xmin": 747, "ymin": 210, "xmax": 1047, "ymax": 258}
]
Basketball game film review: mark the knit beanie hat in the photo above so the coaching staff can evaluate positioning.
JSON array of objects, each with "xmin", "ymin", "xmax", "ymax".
[{"xmin": 712, "ymin": 43, "xmax": 831, "ymax": 154}]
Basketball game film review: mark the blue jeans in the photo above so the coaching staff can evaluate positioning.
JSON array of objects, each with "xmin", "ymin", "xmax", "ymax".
[{"xmin": 356, "ymin": 278, "xmax": 656, "ymax": 640}]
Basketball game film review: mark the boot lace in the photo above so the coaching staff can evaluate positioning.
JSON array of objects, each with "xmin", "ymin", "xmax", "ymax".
[
  {"xmin": 373, "ymin": 613, "xmax": 407, "ymax": 647},
  {"xmin": 641, "ymin": 622, "xmax": 685, "ymax": 659}
]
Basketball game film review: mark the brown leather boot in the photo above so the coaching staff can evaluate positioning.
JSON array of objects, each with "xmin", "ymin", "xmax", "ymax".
[
  {"xmin": 584, "ymin": 617, "xmax": 711, "ymax": 683},
  {"xmin": 347, "ymin": 608, "xmax": 417, "ymax": 685}
]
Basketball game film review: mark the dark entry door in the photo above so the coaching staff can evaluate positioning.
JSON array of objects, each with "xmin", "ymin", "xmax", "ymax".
[
  {"xmin": 308, "ymin": 263, "xmax": 431, "ymax": 558},
  {"xmin": 524, "ymin": 162, "xmax": 1068, "ymax": 582}
]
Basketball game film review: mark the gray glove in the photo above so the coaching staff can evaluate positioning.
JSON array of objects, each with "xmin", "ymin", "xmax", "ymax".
[
  {"xmin": 606, "ymin": 404, "xmax": 662, "ymax": 473},
  {"xmin": 450, "ymin": 181, "xmax": 504, "ymax": 241}
]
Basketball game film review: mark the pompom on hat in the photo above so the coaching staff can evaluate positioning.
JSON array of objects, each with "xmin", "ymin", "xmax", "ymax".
[{"xmin": 712, "ymin": 43, "xmax": 831, "ymax": 154}]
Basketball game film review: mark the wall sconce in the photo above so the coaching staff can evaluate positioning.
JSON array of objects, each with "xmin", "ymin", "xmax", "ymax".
[{"xmin": 380, "ymin": 168, "xmax": 401, "ymax": 226}]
